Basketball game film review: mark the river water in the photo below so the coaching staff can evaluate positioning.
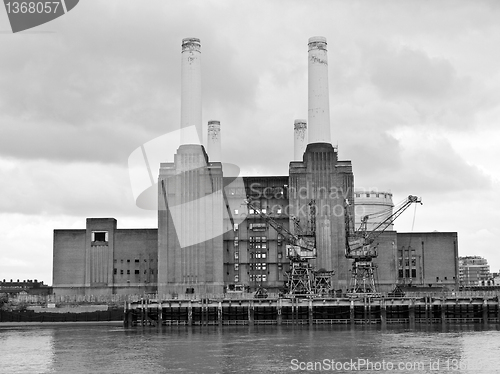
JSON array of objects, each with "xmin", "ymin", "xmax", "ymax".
[{"xmin": 1, "ymin": 323, "xmax": 499, "ymax": 373}]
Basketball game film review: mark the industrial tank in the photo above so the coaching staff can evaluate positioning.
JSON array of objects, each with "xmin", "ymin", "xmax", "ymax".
[{"xmin": 354, "ymin": 190, "xmax": 394, "ymax": 231}]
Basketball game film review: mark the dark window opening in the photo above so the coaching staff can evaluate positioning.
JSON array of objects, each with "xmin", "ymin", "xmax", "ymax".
[
  {"xmin": 135, "ymin": 259, "xmax": 139, "ymax": 263},
  {"xmin": 113, "ymin": 269, "xmax": 117, "ymax": 275},
  {"xmin": 134, "ymin": 270, "xmax": 139, "ymax": 275},
  {"xmin": 94, "ymin": 232, "xmax": 106, "ymax": 242},
  {"xmin": 127, "ymin": 270, "xmax": 130, "ymax": 275}
]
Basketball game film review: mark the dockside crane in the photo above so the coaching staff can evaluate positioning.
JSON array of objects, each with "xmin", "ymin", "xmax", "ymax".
[
  {"xmin": 245, "ymin": 199, "xmax": 333, "ymax": 296},
  {"xmin": 345, "ymin": 195, "xmax": 422, "ymax": 297}
]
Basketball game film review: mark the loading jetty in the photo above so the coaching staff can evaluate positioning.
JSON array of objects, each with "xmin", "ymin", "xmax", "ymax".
[{"xmin": 123, "ymin": 291, "xmax": 500, "ymax": 327}]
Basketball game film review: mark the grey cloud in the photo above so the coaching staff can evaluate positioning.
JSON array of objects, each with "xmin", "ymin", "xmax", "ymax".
[
  {"xmin": 384, "ymin": 138, "xmax": 492, "ymax": 194},
  {"xmin": 370, "ymin": 47, "xmax": 459, "ymax": 100}
]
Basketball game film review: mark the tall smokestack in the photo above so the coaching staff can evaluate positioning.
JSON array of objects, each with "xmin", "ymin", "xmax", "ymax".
[
  {"xmin": 294, "ymin": 119, "xmax": 307, "ymax": 160},
  {"xmin": 207, "ymin": 120, "xmax": 221, "ymax": 161},
  {"xmin": 307, "ymin": 36, "xmax": 331, "ymax": 144},
  {"xmin": 181, "ymin": 38, "xmax": 202, "ymax": 145}
]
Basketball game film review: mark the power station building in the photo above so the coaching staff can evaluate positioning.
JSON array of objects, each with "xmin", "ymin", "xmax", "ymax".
[{"xmin": 52, "ymin": 37, "xmax": 459, "ymax": 296}]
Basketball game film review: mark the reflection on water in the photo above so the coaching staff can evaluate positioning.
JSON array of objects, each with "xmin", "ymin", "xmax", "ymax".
[
  {"xmin": 0, "ymin": 324, "xmax": 499, "ymax": 373},
  {"xmin": 0, "ymin": 328, "xmax": 54, "ymax": 374}
]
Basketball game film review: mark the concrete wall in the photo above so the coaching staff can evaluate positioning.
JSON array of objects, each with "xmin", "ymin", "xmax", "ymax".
[
  {"xmin": 113, "ymin": 229, "xmax": 158, "ymax": 294},
  {"xmin": 53, "ymin": 229, "xmax": 86, "ymax": 290},
  {"xmin": 371, "ymin": 231, "xmax": 398, "ymax": 293},
  {"xmin": 397, "ymin": 232, "xmax": 459, "ymax": 290},
  {"xmin": 158, "ymin": 145, "xmax": 224, "ymax": 296}
]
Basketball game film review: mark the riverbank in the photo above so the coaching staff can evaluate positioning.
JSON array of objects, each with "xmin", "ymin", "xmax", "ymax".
[{"xmin": 0, "ymin": 321, "xmax": 124, "ymax": 327}]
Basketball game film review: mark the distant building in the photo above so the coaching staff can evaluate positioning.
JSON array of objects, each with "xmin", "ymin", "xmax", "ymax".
[
  {"xmin": 459, "ymin": 256, "xmax": 491, "ymax": 286},
  {"xmin": 53, "ymin": 218, "xmax": 157, "ymax": 296},
  {"xmin": 0, "ymin": 279, "xmax": 51, "ymax": 297}
]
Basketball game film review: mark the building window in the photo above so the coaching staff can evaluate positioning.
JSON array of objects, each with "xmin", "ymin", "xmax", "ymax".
[
  {"xmin": 366, "ymin": 193, "xmax": 370, "ymax": 198},
  {"xmin": 127, "ymin": 270, "xmax": 130, "ymax": 275},
  {"xmin": 234, "ymin": 264, "xmax": 239, "ymax": 271},
  {"xmin": 127, "ymin": 259, "xmax": 130, "ymax": 263},
  {"xmin": 135, "ymin": 259, "xmax": 140, "ymax": 263},
  {"xmin": 411, "ymin": 269, "xmax": 417, "ymax": 278},
  {"xmin": 234, "ymin": 223, "xmax": 239, "ymax": 231},
  {"xmin": 355, "ymin": 194, "xmax": 360, "ymax": 198},
  {"xmin": 135, "ymin": 270, "xmax": 140, "ymax": 275},
  {"xmin": 277, "ymin": 207, "xmax": 282, "ymax": 214},
  {"xmin": 234, "ymin": 209, "xmax": 239, "ymax": 215},
  {"xmin": 234, "ymin": 251, "xmax": 239, "ymax": 260},
  {"xmin": 250, "ymin": 223, "xmax": 266, "ymax": 232},
  {"xmin": 120, "ymin": 270, "xmax": 124, "ymax": 275},
  {"xmin": 278, "ymin": 263, "xmax": 283, "ymax": 270},
  {"xmin": 234, "ymin": 275, "xmax": 239, "ymax": 282},
  {"xmin": 113, "ymin": 268, "xmax": 117, "ymax": 275},
  {"xmin": 278, "ymin": 252, "xmax": 283, "ymax": 259},
  {"xmin": 92, "ymin": 231, "xmax": 108, "ymax": 242}
]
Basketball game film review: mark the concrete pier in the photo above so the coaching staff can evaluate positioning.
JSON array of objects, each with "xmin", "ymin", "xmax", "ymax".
[{"xmin": 124, "ymin": 295, "xmax": 500, "ymax": 327}]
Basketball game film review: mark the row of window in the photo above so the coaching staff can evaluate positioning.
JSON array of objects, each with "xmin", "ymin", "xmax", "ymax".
[
  {"xmin": 114, "ymin": 269, "xmax": 155, "ymax": 275},
  {"xmin": 249, "ymin": 274, "xmax": 267, "ymax": 282},
  {"xmin": 232, "ymin": 263, "xmax": 285, "ymax": 272},
  {"xmin": 235, "ymin": 207, "xmax": 283, "ymax": 215},
  {"xmin": 250, "ymin": 263, "xmax": 267, "ymax": 270},
  {"xmin": 399, "ymin": 269, "xmax": 417, "ymax": 278},
  {"xmin": 234, "ymin": 236, "xmax": 271, "ymax": 248},
  {"xmin": 398, "ymin": 257, "xmax": 417, "ymax": 267},
  {"xmin": 113, "ymin": 259, "xmax": 155, "ymax": 264},
  {"xmin": 355, "ymin": 193, "xmax": 391, "ymax": 198},
  {"xmin": 233, "ymin": 251, "xmax": 284, "ymax": 260}
]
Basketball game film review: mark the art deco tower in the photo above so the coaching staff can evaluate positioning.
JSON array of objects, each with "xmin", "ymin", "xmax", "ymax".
[{"xmin": 289, "ymin": 37, "xmax": 354, "ymax": 289}]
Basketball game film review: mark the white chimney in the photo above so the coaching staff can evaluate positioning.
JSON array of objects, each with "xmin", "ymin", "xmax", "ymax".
[
  {"xmin": 294, "ymin": 119, "xmax": 307, "ymax": 160},
  {"xmin": 207, "ymin": 120, "xmax": 221, "ymax": 161},
  {"xmin": 180, "ymin": 38, "xmax": 202, "ymax": 145},
  {"xmin": 307, "ymin": 36, "xmax": 331, "ymax": 144}
]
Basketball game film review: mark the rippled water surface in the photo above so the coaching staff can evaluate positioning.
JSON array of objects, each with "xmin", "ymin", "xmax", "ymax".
[{"xmin": 1, "ymin": 323, "xmax": 500, "ymax": 373}]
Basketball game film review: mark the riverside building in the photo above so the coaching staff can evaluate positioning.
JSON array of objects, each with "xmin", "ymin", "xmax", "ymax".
[{"xmin": 52, "ymin": 37, "xmax": 459, "ymax": 296}]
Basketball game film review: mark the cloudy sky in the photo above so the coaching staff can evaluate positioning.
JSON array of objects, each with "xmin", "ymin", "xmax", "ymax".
[{"xmin": 1, "ymin": 0, "xmax": 499, "ymax": 283}]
